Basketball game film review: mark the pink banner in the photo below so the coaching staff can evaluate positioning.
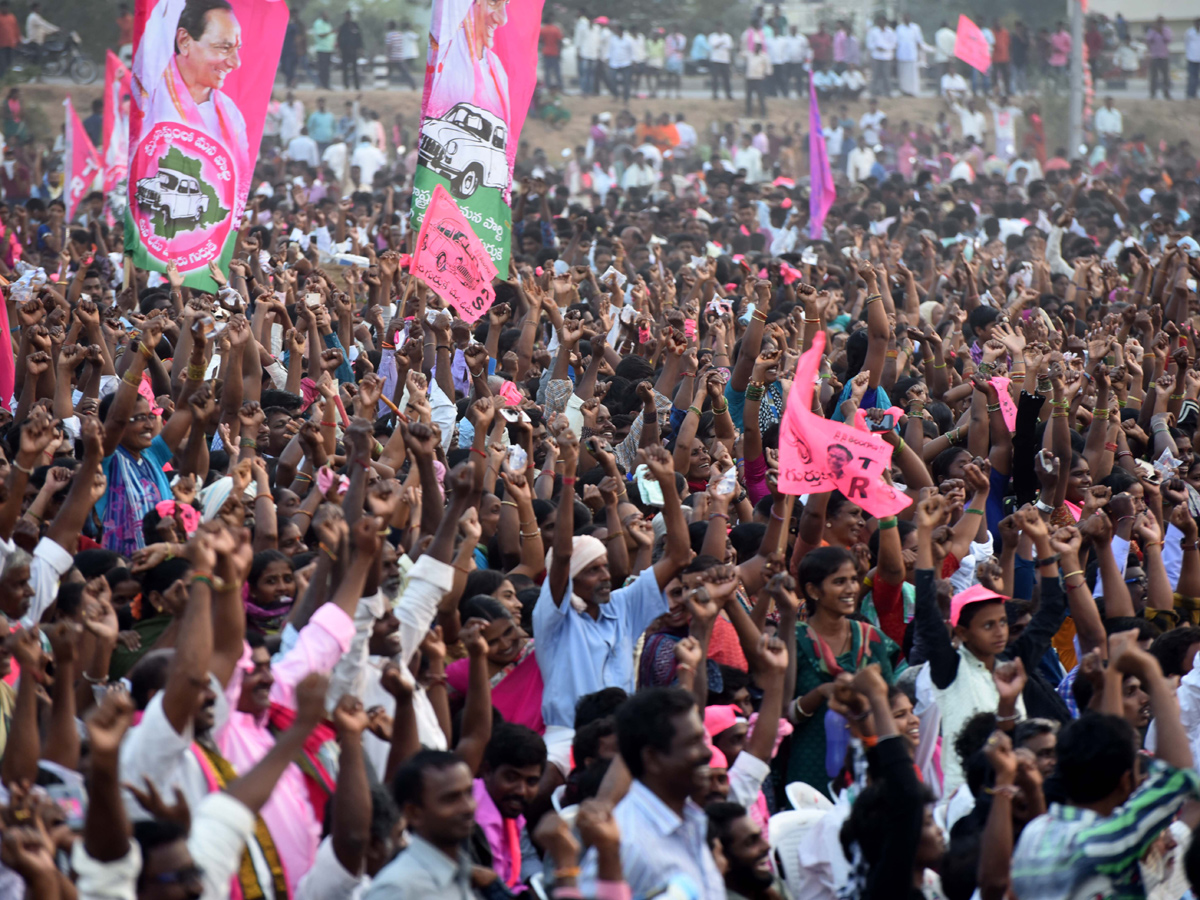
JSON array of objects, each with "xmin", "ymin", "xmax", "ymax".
[
  {"xmin": 63, "ymin": 98, "xmax": 102, "ymax": 221},
  {"xmin": 990, "ymin": 376, "xmax": 1018, "ymax": 432},
  {"xmin": 0, "ymin": 296, "xmax": 13, "ymax": 412},
  {"xmin": 126, "ymin": 0, "xmax": 289, "ymax": 292},
  {"xmin": 103, "ymin": 51, "xmax": 132, "ymax": 197},
  {"xmin": 778, "ymin": 332, "xmax": 911, "ymax": 518},
  {"xmin": 954, "ymin": 15, "xmax": 992, "ymax": 73},
  {"xmin": 412, "ymin": 184, "xmax": 498, "ymax": 323},
  {"xmin": 808, "ymin": 78, "xmax": 836, "ymax": 240}
]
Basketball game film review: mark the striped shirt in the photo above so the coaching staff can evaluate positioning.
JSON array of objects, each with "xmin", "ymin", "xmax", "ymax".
[{"xmin": 1010, "ymin": 759, "xmax": 1200, "ymax": 900}]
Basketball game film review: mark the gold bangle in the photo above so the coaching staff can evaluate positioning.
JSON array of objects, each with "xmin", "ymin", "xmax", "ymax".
[{"xmin": 187, "ymin": 363, "xmax": 207, "ymax": 382}]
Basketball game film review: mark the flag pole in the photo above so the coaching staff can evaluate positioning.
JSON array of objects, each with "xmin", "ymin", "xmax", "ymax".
[{"xmin": 1068, "ymin": 0, "xmax": 1084, "ymax": 159}]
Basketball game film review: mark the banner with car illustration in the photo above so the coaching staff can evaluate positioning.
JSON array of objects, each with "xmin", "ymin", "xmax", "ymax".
[
  {"xmin": 412, "ymin": 0, "xmax": 545, "ymax": 274},
  {"xmin": 124, "ymin": 0, "xmax": 289, "ymax": 292},
  {"xmin": 412, "ymin": 184, "xmax": 498, "ymax": 323}
]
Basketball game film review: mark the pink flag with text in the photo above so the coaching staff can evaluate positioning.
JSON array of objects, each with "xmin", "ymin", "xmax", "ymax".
[
  {"xmin": 411, "ymin": 184, "xmax": 497, "ymax": 323},
  {"xmin": 63, "ymin": 98, "xmax": 102, "ymax": 221},
  {"xmin": 954, "ymin": 15, "xmax": 992, "ymax": 73},
  {"xmin": 778, "ymin": 331, "xmax": 911, "ymax": 517}
]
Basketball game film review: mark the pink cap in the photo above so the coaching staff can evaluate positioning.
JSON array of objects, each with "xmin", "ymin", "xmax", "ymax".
[
  {"xmin": 708, "ymin": 740, "xmax": 728, "ymax": 770},
  {"xmin": 594, "ymin": 15, "xmax": 609, "ymax": 23},
  {"xmin": 949, "ymin": 583, "xmax": 1007, "ymax": 627},
  {"xmin": 704, "ymin": 704, "xmax": 743, "ymax": 739}
]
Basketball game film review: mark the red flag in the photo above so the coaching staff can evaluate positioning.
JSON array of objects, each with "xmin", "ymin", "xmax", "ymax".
[
  {"xmin": 954, "ymin": 15, "xmax": 992, "ymax": 73},
  {"xmin": 63, "ymin": 98, "xmax": 102, "ymax": 221},
  {"xmin": 411, "ymin": 184, "xmax": 498, "ymax": 323},
  {"xmin": 102, "ymin": 51, "xmax": 131, "ymax": 197},
  {"xmin": 778, "ymin": 331, "xmax": 911, "ymax": 517}
]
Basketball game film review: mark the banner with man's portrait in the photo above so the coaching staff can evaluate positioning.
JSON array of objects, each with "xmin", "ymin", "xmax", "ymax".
[
  {"xmin": 412, "ymin": 0, "xmax": 544, "ymax": 275},
  {"xmin": 125, "ymin": 0, "xmax": 289, "ymax": 292}
]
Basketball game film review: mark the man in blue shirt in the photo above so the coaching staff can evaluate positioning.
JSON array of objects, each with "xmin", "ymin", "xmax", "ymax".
[
  {"xmin": 534, "ymin": 435, "xmax": 691, "ymax": 773},
  {"xmin": 306, "ymin": 97, "xmax": 336, "ymax": 152}
]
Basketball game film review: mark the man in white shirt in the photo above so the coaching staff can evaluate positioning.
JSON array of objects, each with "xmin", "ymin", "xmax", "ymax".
[
  {"xmin": 279, "ymin": 91, "xmax": 305, "ymax": 147},
  {"xmin": 865, "ymin": 14, "xmax": 896, "ymax": 98},
  {"xmin": 607, "ymin": 23, "xmax": 634, "ymax": 102},
  {"xmin": 859, "ymin": 99, "xmax": 886, "ymax": 146},
  {"xmin": 988, "ymin": 97, "xmax": 1022, "ymax": 160},
  {"xmin": 842, "ymin": 65, "xmax": 866, "ymax": 98},
  {"xmin": 577, "ymin": 15, "xmax": 598, "ymax": 94},
  {"xmin": 674, "ymin": 113, "xmax": 697, "ymax": 152},
  {"xmin": 1094, "ymin": 96, "xmax": 1123, "ymax": 149},
  {"xmin": 733, "ymin": 134, "xmax": 764, "ymax": 184},
  {"xmin": 1186, "ymin": 19, "xmax": 1200, "ymax": 99},
  {"xmin": 351, "ymin": 135, "xmax": 387, "ymax": 188},
  {"xmin": 847, "ymin": 140, "xmax": 877, "ymax": 183},
  {"xmin": 895, "ymin": 15, "xmax": 924, "ymax": 95},
  {"xmin": 780, "ymin": 26, "xmax": 809, "ymax": 97},
  {"xmin": 709, "ymin": 29, "xmax": 734, "ymax": 99},
  {"xmin": 934, "ymin": 21, "xmax": 957, "ymax": 76},
  {"xmin": 952, "ymin": 98, "xmax": 987, "ymax": 144},
  {"xmin": 24, "ymin": 2, "xmax": 57, "ymax": 43},
  {"xmin": 322, "ymin": 137, "xmax": 350, "ymax": 186},
  {"xmin": 285, "ymin": 127, "xmax": 320, "ymax": 169},
  {"xmin": 941, "ymin": 67, "xmax": 969, "ymax": 102}
]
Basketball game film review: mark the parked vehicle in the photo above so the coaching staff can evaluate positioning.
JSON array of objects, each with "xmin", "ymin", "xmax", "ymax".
[
  {"xmin": 10, "ymin": 32, "xmax": 97, "ymax": 84},
  {"xmin": 418, "ymin": 102, "xmax": 508, "ymax": 200}
]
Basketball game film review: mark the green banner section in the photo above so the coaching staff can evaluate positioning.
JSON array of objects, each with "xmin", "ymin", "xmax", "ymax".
[
  {"xmin": 412, "ymin": 166, "xmax": 512, "ymax": 275},
  {"xmin": 124, "ymin": 207, "xmax": 233, "ymax": 295}
]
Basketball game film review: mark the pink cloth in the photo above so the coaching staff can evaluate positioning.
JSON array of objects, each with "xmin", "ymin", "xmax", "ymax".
[
  {"xmin": 446, "ymin": 643, "xmax": 545, "ymax": 734},
  {"xmin": 473, "ymin": 778, "xmax": 528, "ymax": 892},
  {"xmin": 744, "ymin": 453, "xmax": 771, "ymax": 506},
  {"xmin": 214, "ymin": 603, "xmax": 355, "ymax": 896}
]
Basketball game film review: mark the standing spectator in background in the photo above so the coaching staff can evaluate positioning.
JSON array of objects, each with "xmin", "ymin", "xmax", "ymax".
[
  {"xmin": 1011, "ymin": 21, "xmax": 1030, "ymax": 94},
  {"xmin": 833, "ymin": 20, "xmax": 851, "ymax": 72},
  {"xmin": 664, "ymin": 27, "xmax": 686, "ymax": 98},
  {"xmin": 745, "ymin": 42, "xmax": 771, "ymax": 116},
  {"xmin": 540, "ymin": 13, "xmax": 564, "ymax": 92},
  {"xmin": 306, "ymin": 96, "xmax": 336, "ymax": 152},
  {"xmin": 279, "ymin": 91, "xmax": 305, "ymax": 149},
  {"xmin": 1188, "ymin": 18, "xmax": 1200, "ymax": 99},
  {"xmin": 385, "ymin": 21, "xmax": 419, "ymax": 89},
  {"xmin": 810, "ymin": 22, "xmax": 833, "ymax": 72},
  {"xmin": 82, "ymin": 98, "xmax": 102, "ymax": 147},
  {"xmin": 645, "ymin": 29, "xmax": 666, "ymax": 99},
  {"xmin": 280, "ymin": 19, "xmax": 301, "ymax": 88},
  {"xmin": 935, "ymin": 20, "xmax": 957, "ymax": 78},
  {"xmin": 310, "ymin": 13, "xmax": 335, "ymax": 90},
  {"xmin": 1048, "ymin": 21, "xmax": 1072, "ymax": 88},
  {"xmin": 866, "ymin": 14, "xmax": 896, "ymax": 98},
  {"xmin": 859, "ymin": 98, "xmax": 886, "ymax": 146},
  {"xmin": 895, "ymin": 14, "xmax": 924, "ymax": 96},
  {"xmin": 767, "ymin": 4, "xmax": 787, "ymax": 36},
  {"xmin": 1146, "ymin": 17, "xmax": 1173, "ymax": 99},
  {"xmin": 782, "ymin": 25, "xmax": 810, "ymax": 96},
  {"xmin": 338, "ymin": 11, "xmax": 363, "ymax": 92},
  {"xmin": 576, "ymin": 12, "xmax": 596, "ymax": 95},
  {"xmin": 709, "ymin": 27, "xmax": 734, "ymax": 101},
  {"xmin": 1085, "ymin": 18, "xmax": 1105, "ymax": 87},
  {"xmin": 0, "ymin": 3, "xmax": 18, "ymax": 75},
  {"xmin": 285, "ymin": 126, "xmax": 320, "ymax": 169},
  {"xmin": 115, "ymin": 3, "xmax": 133, "ymax": 56},
  {"xmin": 992, "ymin": 20, "xmax": 1012, "ymax": 95},
  {"xmin": 1094, "ymin": 95, "xmax": 1123, "ymax": 149},
  {"xmin": 607, "ymin": 23, "xmax": 634, "ymax": 103}
]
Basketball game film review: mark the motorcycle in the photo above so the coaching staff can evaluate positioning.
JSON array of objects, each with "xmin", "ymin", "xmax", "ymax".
[{"xmin": 10, "ymin": 31, "xmax": 97, "ymax": 84}]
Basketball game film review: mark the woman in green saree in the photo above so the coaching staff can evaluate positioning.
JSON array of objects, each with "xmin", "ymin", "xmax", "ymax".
[{"xmin": 784, "ymin": 545, "xmax": 903, "ymax": 796}]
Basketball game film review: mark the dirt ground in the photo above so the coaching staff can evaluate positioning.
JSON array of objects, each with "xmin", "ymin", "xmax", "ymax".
[{"xmin": 23, "ymin": 82, "xmax": 1200, "ymax": 163}]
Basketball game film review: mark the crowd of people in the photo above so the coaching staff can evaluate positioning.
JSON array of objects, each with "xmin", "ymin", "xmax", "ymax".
[{"xmin": 2, "ymin": 3, "xmax": 1200, "ymax": 900}]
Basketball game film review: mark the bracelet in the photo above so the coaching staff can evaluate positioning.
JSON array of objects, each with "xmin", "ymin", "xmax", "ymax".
[
  {"xmin": 470, "ymin": 367, "xmax": 485, "ymax": 378},
  {"xmin": 562, "ymin": 476, "xmax": 576, "ymax": 485},
  {"xmin": 436, "ymin": 344, "xmax": 450, "ymax": 352},
  {"xmin": 1066, "ymin": 578, "xmax": 1088, "ymax": 591},
  {"xmin": 745, "ymin": 384, "xmax": 766, "ymax": 401},
  {"xmin": 984, "ymin": 784, "xmax": 1021, "ymax": 798},
  {"xmin": 139, "ymin": 342, "xmax": 154, "ymax": 359},
  {"xmin": 82, "ymin": 672, "xmax": 109, "ymax": 685},
  {"xmin": 1104, "ymin": 442, "xmax": 1119, "ymax": 452},
  {"xmin": 895, "ymin": 438, "xmax": 907, "ymax": 455},
  {"xmin": 864, "ymin": 293, "xmax": 882, "ymax": 304},
  {"xmin": 256, "ymin": 493, "xmax": 272, "ymax": 502},
  {"xmin": 1144, "ymin": 540, "xmax": 1165, "ymax": 550},
  {"xmin": 885, "ymin": 349, "xmax": 899, "ymax": 359},
  {"xmin": 770, "ymin": 508, "xmax": 787, "ymax": 522},
  {"xmin": 319, "ymin": 542, "xmax": 337, "ymax": 560},
  {"xmin": 123, "ymin": 369, "xmax": 142, "ymax": 386},
  {"xmin": 1063, "ymin": 569, "xmax": 1084, "ymax": 580},
  {"xmin": 1117, "ymin": 399, "xmax": 1128, "ymax": 407},
  {"xmin": 966, "ymin": 507, "xmax": 985, "ymax": 516},
  {"xmin": 292, "ymin": 472, "xmax": 313, "ymax": 483},
  {"xmin": 322, "ymin": 421, "xmax": 336, "ymax": 428},
  {"xmin": 11, "ymin": 459, "xmax": 32, "ymax": 475},
  {"xmin": 1117, "ymin": 450, "xmax": 1133, "ymax": 459},
  {"xmin": 187, "ymin": 363, "xmax": 207, "ymax": 382},
  {"xmin": 712, "ymin": 401, "xmax": 728, "ymax": 415},
  {"xmin": 1052, "ymin": 410, "xmax": 1069, "ymax": 418},
  {"xmin": 681, "ymin": 372, "xmax": 695, "ymax": 378},
  {"xmin": 501, "ymin": 500, "xmax": 519, "ymax": 508},
  {"xmin": 191, "ymin": 573, "xmax": 214, "ymax": 588},
  {"xmin": 987, "ymin": 403, "xmax": 1001, "ymax": 413},
  {"xmin": 377, "ymin": 527, "xmax": 391, "ymax": 536},
  {"xmin": 470, "ymin": 447, "xmax": 487, "ymax": 459},
  {"xmin": 708, "ymin": 512, "xmax": 729, "ymax": 521},
  {"xmin": 1171, "ymin": 393, "xmax": 1186, "ymax": 401},
  {"xmin": 521, "ymin": 530, "xmax": 541, "ymax": 539},
  {"xmin": 240, "ymin": 438, "xmax": 257, "ymax": 449},
  {"xmin": 687, "ymin": 406, "xmax": 702, "ymax": 417},
  {"xmin": 994, "ymin": 713, "xmax": 1020, "ymax": 723},
  {"xmin": 554, "ymin": 867, "xmax": 582, "ymax": 881},
  {"xmin": 23, "ymin": 509, "xmax": 40, "ymax": 523},
  {"xmin": 1034, "ymin": 499, "xmax": 1055, "ymax": 514},
  {"xmin": 933, "ymin": 362, "xmax": 947, "ymax": 369},
  {"xmin": 1093, "ymin": 408, "xmax": 1110, "ymax": 419},
  {"xmin": 1037, "ymin": 553, "xmax": 1061, "ymax": 568},
  {"xmin": 878, "ymin": 516, "xmax": 898, "ymax": 530}
]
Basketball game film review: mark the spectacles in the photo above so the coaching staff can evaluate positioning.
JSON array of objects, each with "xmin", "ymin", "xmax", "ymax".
[
  {"xmin": 128, "ymin": 413, "xmax": 155, "ymax": 424},
  {"xmin": 149, "ymin": 864, "xmax": 205, "ymax": 885}
]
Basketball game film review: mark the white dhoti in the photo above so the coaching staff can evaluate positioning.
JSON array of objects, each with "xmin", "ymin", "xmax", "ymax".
[{"xmin": 898, "ymin": 59, "xmax": 919, "ymax": 95}]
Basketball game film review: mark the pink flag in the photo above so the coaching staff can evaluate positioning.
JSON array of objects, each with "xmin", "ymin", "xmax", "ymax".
[
  {"xmin": 778, "ymin": 332, "xmax": 911, "ymax": 518},
  {"xmin": 808, "ymin": 78, "xmax": 836, "ymax": 240},
  {"xmin": 0, "ymin": 295, "xmax": 12, "ymax": 412},
  {"xmin": 63, "ymin": 98, "xmax": 102, "ymax": 221},
  {"xmin": 411, "ymin": 184, "xmax": 498, "ymax": 324},
  {"xmin": 954, "ymin": 15, "xmax": 992, "ymax": 73},
  {"xmin": 990, "ymin": 376, "xmax": 1019, "ymax": 432},
  {"xmin": 102, "ymin": 51, "xmax": 132, "ymax": 197}
]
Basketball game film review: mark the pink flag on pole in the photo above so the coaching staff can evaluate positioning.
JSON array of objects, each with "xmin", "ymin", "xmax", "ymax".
[
  {"xmin": 778, "ymin": 331, "xmax": 911, "ymax": 518},
  {"xmin": 63, "ymin": 98, "xmax": 102, "ymax": 221},
  {"xmin": 954, "ymin": 15, "xmax": 992, "ymax": 73},
  {"xmin": 102, "ymin": 51, "xmax": 132, "ymax": 197},
  {"xmin": 808, "ymin": 78, "xmax": 836, "ymax": 240},
  {"xmin": 411, "ymin": 184, "xmax": 498, "ymax": 324}
]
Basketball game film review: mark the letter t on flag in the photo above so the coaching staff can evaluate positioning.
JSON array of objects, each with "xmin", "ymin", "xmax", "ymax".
[
  {"xmin": 954, "ymin": 15, "xmax": 992, "ymax": 73},
  {"xmin": 777, "ymin": 332, "xmax": 911, "ymax": 518},
  {"xmin": 808, "ymin": 78, "xmax": 836, "ymax": 240}
]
